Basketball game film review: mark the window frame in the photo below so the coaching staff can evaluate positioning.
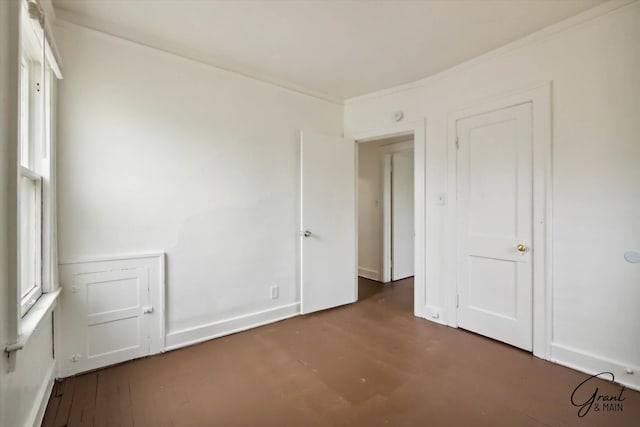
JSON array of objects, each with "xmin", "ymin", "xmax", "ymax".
[
  {"xmin": 18, "ymin": 5, "xmax": 49, "ymax": 317},
  {"xmin": 19, "ymin": 168, "xmax": 43, "ymax": 316}
]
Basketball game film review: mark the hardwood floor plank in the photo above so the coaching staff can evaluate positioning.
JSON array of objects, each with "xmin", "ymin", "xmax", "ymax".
[
  {"xmin": 52, "ymin": 376, "xmax": 76, "ymax": 427},
  {"xmin": 93, "ymin": 366, "xmax": 134, "ymax": 427},
  {"xmin": 66, "ymin": 372, "xmax": 98, "ymax": 427},
  {"xmin": 40, "ymin": 395, "xmax": 60, "ymax": 427},
  {"xmin": 42, "ymin": 278, "xmax": 640, "ymax": 426}
]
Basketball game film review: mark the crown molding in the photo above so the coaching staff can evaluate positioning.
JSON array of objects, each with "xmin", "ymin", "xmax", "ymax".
[
  {"xmin": 345, "ymin": 0, "xmax": 638, "ymax": 105},
  {"xmin": 51, "ymin": 0, "xmax": 637, "ymax": 107},
  {"xmin": 53, "ymin": 8, "xmax": 343, "ymax": 105}
]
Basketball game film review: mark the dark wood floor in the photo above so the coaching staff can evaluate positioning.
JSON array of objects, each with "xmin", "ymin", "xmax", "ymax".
[{"xmin": 43, "ymin": 277, "xmax": 639, "ymax": 426}]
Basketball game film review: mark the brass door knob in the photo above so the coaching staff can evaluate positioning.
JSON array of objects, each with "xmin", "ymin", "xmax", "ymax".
[{"xmin": 517, "ymin": 244, "xmax": 527, "ymax": 252}]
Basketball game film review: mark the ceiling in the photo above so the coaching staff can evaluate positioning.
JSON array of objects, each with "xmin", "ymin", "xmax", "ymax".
[{"xmin": 52, "ymin": 0, "xmax": 605, "ymax": 102}]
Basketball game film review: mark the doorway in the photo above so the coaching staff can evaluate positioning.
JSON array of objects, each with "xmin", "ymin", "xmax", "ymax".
[
  {"xmin": 444, "ymin": 83, "xmax": 551, "ymax": 358},
  {"xmin": 357, "ymin": 135, "xmax": 415, "ymax": 309},
  {"xmin": 299, "ymin": 121, "xmax": 426, "ymax": 320}
]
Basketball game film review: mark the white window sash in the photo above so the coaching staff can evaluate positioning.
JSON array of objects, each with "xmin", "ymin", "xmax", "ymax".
[
  {"xmin": 19, "ymin": 167, "xmax": 43, "ymax": 316},
  {"xmin": 25, "ymin": 0, "xmax": 63, "ymax": 79}
]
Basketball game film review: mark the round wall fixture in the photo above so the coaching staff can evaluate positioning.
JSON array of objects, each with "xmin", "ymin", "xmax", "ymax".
[
  {"xmin": 393, "ymin": 111, "xmax": 404, "ymax": 122},
  {"xmin": 624, "ymin": 251, "xmax": 640, "ymax": 263}
]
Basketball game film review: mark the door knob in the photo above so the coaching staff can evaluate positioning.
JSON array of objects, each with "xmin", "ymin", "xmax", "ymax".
[
  {"xmin": 517, "ymin": 244, "xmax": 527, "ymax": 252},
  {"xmin": 303, "ymin": 230, "xmax": 312, "ymax": 237}
]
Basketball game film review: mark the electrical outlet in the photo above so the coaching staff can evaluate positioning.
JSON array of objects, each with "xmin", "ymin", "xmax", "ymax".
[
  {"xmin": 426, "ymin": 306, "xmax": 440, "ymax": 319},
  {"xmin": 270, "ymin": 285, "xmax": 279, "ymax": 299}
]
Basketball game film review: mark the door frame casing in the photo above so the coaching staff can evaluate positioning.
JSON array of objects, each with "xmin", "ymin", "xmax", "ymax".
[
  {"xmin": 446, "ymin": 82, "xmax": 552, "ymax": 359},
  {"xmin": 351, "ymin": 119, "xmax": 427, "ymax": 318}
]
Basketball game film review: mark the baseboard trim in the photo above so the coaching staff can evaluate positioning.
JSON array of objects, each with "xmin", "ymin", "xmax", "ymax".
[
  {"xmin": 358, "ymin": 267, "xmax": 380, "ymax": 281},
  {"xmin": 28, "ymin": 359, "xmax": 56, "ymax": 427},
  {"xmin": 551, "ymin": 342, "xmax": 639, "ymax": 391},
  {"xmin": 165, "ymin": 303, "xmax": 300, "ymax": 351}
]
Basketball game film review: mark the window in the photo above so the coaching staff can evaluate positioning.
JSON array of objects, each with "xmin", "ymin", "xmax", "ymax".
[
  {"xmin": 20, "ymin": 171, "xmax": 42, "ymax": 314},
  {"xmin": 18, "ymin": 5, "xmax": 53, "ymax": 316}
]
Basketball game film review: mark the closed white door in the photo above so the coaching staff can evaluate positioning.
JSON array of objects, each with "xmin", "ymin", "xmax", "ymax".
[
  {"xmin": 301, "ymin": 131, "xmax": 356, "ymax": 314},
  {"xmin": 456, "ymin": 103, "xmax": 533, "ymax": 351},
  {"xmin": 391, "ymin": 149, "xmax": 414, "ymax": 280},
  {"xmin": 59, "ymin": 256, "xmax": 164, "ymax": 376}
]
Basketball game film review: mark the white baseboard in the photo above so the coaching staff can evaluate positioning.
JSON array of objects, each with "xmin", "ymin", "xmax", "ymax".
[
  {"xmin": 28, "ymin": 359, "xmax": 56, "ymax": 427},
  {"xmin": 165, "ymin": 302, "xmax": 300, "ymax": 351},
  {"xmin": 551, "ymin": 342, "xmax": 640, "ymax": 391},
  {"xmin": 358, "ymin": 267, "xmax": 380, "ymax": 281}
]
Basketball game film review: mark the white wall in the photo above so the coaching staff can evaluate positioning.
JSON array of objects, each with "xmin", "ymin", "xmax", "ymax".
[
  {"xmin": 345, "ymin": 1, "xmax": 640, "ymax": 389},
  {"xmin": 0, "ymin": 2, "xmax": 16, "ymax": 422},
  {"xmin": 3, "ymin": 314, "xmax": 55, "ymax": 427},
  {"xmin": 357, "ymin": 142, "xmax": 382, "ymax": 280},
  {"xmin": 54, "ymin": 22, "xmax": 343, "ymax": 348},
  {"xmin": 1, "ymin": 2, "xmax": 57, "ymax": 426}
]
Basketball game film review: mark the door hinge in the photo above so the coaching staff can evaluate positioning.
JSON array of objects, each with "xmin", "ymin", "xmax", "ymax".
[
  {"xmin": 455, "ymin": 136, "xmax": 459, "ymax": 150},
  {"xmin": 456, "ymin": 294, "xmax": 460, "ymax": 308}
]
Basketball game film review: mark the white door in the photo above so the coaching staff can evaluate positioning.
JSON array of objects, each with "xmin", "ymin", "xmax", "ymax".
[
  {"xmin": 59, "ymin": 255, "xmax": 164, "ymax": 376},
  {"xmin": 301, "ymin": 131, "xmax": 356, "ymax": 314},
  {"xmin": 391, "ymin": 149, "xmax": 414, "ymax": 280},
  {"xmin": 456, "ymin": 103, "xmax": 533, "ymax": 351}
]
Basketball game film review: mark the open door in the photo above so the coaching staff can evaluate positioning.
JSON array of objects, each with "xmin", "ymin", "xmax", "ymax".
[
  {"xmin": 391, "ymin": 149, "xmax": 414, "ymax": 280},
  {"xmin": 300, "ymin": 131, "xmax": 356, "ymax": 314}
]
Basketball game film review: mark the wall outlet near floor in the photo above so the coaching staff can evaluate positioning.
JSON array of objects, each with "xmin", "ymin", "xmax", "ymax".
[
  {"xmin": 270, "ymin": 285, "xmax": 279, "ymax": 299},
  {"xmin": 426, "ymin": 306, "xmax": 440, "ymax": 319}
]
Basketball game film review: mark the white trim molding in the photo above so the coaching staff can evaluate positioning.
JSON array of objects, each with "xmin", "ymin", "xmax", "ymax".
[
  {"xmin": 358, "ymin": 267, "xmax": 380, "ymax": 281},
  {"xmin": 345, "ymin": 0, "xmax": 637, "ymax": 105},
  {"xmin": 165, "ymin": 303, "xmax": 300, "ymax": 351},
  {"xmin": 53, "ymin": 18, "xmax": 340, "ymax": 104},
  {"xmin": 59, "ymin": 252, "xmax": 166, "ymax": 345},
  {"xmin": 27, "ymin": 359, "xmax": 56, "ymax": 427},
  {"xmin": 446, "ymin": 82, "xmax": 553, "ymax": 360},
  {"xmin": 4, "ymin": 288, "xmax": 61, "ymax": 357},
  {"xmin": 58, "ymin": 251, "xmax": 166, "ymax": 265},
  {"xmin": 57, "ymin": 253, "xmax": 166, "ymax": 376},
  {"xmin": 551, "ymin": 343, "xmax": 640, "ymax": 392}
]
